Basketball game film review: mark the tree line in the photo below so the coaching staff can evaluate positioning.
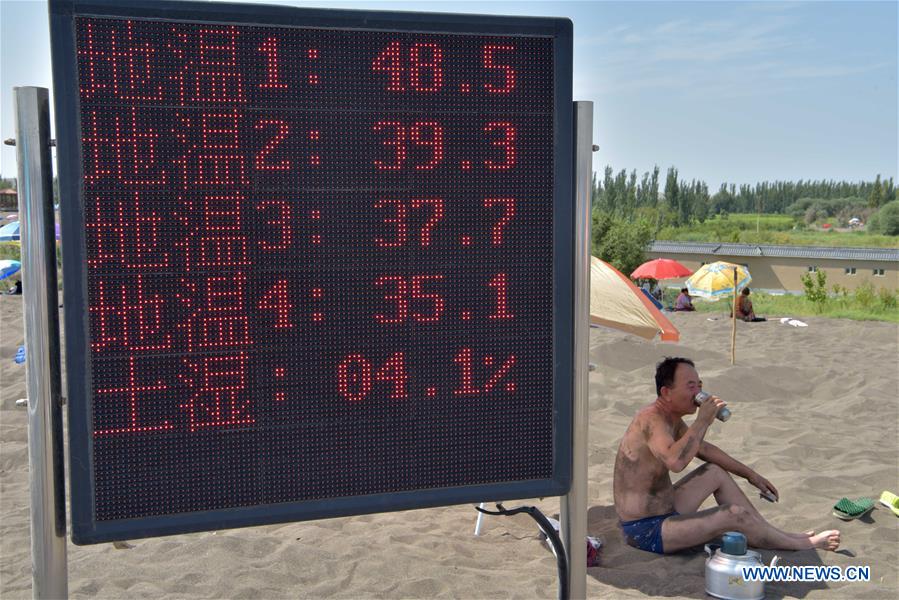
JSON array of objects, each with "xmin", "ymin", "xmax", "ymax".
[
  {"xmin": 593, "ymin": 166, "xmax": 896, "ymax": 223},
  {"xmin": 591, "ymin": 166, "xmax": 898, "ymax": 275},
  {"xmin": 3, "ymin": 169, "xmax": 893, "ymax": 221}
]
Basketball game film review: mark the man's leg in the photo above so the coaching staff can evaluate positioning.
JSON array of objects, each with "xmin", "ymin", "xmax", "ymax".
[
  {"xmin": 661, "ymin": 504, "xmax": 840, "ymax": 554},
  {"xmin": 673, "ymin": 463, "xmax": 764, "ymax": 519},
  {"xmin": 674, "ymin": 463, "xmax": 829, "ymax": 541}
]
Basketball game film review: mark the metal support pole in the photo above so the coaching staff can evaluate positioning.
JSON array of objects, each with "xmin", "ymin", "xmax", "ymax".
[
  {"xmin": 474, "ymin": 502, "xmax": 486, "ymax": 535},
  {"xmin": 560, "ymin": 101, "xmax": 592, "ymax": 599},
  {"xmin": 16, "ymin": 86, "xmax": 68, "ymax": 599}
]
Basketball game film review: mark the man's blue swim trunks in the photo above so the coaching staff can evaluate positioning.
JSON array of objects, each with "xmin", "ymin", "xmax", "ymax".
[{"xmin": 620, "ymin": 512, "xmax": 679, "ymax": 554}]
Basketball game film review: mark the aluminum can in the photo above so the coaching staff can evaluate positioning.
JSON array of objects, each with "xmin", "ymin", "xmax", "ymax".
[{"xmin": 694, "ymin": 391, "xmax": 731, "ymax": 422}]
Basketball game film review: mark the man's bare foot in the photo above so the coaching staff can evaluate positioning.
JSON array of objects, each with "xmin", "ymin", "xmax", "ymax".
[
  {"xmin": 788, "ymin": 529, "xmax": 816, "ymax": 539},
  {"xmin": 809, "ymin": 530, "xmax": 840, "ymax": 551}
]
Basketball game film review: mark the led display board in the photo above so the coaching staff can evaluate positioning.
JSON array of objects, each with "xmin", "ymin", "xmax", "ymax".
[{"xmin": 50, "ymin": 0, "xmax": 573, "ymax": 544}]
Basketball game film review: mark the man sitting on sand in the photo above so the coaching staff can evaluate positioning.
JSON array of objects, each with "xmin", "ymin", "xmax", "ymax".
[
  {"xmin": 674, "ymin": 288, "xmax": 695, "ymax": 311},
  {"xmin": 6, "ymin": 279, "xmax": 21, "ymax": 295},
  {"xmin": 613, "ymin": 357, "xmax": 840, "ymax": 554},
  {"xmin": 735, "ymin": 287, "xmax": 766, "ymax": 322}
]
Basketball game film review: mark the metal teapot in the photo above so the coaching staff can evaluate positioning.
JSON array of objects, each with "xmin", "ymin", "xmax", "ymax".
[{"xmin": 704, "ymin": 532, "xmax": 780, "ymax": 600}]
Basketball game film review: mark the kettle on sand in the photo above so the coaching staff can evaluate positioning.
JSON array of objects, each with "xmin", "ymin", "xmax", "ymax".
[{"xmin": 704, "ymin": 532, "xmax": 779, "ymax": 600}]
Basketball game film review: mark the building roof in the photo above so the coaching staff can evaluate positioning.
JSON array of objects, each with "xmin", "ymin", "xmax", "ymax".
[{"xmin": 649, "ymin": 241, "xmax": 899, "ymax": 263}]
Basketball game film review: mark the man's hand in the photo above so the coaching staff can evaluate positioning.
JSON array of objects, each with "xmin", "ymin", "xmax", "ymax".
[
  {"xmin": 697, "ymin": 394, "xmax": 726, "ymax": 425},
  {"xmin": 748, "ymin": 472, "xmax": 779, "ymax": 501}
]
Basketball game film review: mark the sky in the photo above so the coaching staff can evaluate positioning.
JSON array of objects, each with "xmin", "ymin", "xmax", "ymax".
[{"xmin": 1, "ymin": 0, "xmax": 896, "ymax": 190}]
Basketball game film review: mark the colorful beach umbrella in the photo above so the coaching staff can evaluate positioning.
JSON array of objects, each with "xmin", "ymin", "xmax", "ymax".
[
  {"xmin": 591, "ymin": 256, "xmax": 679, "ymax": 342},
  {"xmin": 0, "ymin": 221, "xmax": 19, "ymax": 242},
  {"xmin": 0, "ymin": 259, "xmax": 21, "ymax": 281},
  {"xmin": 686, "ymin": 261, "xmax": 752, "ymax": 365},
  {"xmin": 630, "ymin": 258, "xmax": 692, "ymax": 280},
  {"xmin": 685, "ymin": 261, "xmax": 752, "ymax": 301}
]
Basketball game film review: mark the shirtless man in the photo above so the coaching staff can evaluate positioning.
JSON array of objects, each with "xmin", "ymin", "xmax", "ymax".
[{"xmin": 613, "ymin": 357, "xmax": 840, "ymax": 554}]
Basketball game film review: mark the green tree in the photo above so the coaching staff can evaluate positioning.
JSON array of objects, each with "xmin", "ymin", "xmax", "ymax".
[
  {"xmin": 600, "ymin": 166, "xmax": 615, "ymax": 213},
  {"xmin": 594, "ymin": 169, "xmax": 890, "ymax": 217},
  {"xmin": 625, "ymin": 170, "xmax": 637, "ymax": 214},
  {"xmin": 884, "ymin": 177, "xmax": 896, "ymax": 204},
  {"xmin": 710, "ymin": 183, "xmax": 734, "ymax": 214},
  {"xmin": 636, "ymin": 165, "xmax": 660, "ymax": 208},
  {"xmin": 664, "ymin": 167, "xmax": 681, "ymax": 224},
  {"xmin": 868, "ymin": 174, "xmax": 884, "ymax": 208},
  {"xmin": 649, "ymin": 166, "xmax": 660, "ymax": 207},
  {"xmin": 694, "ymin": 180, "xmax": 710, "ymax": 223},
  {"xmin": 867, "ymin": 200, "xmax": 899, "ymax": 235},
  {"xmin": 800, "ymin": 269, "xmax": 828, "ymax": 312},
  {"xmin": 591, "ymin": 210, "xmax": 653, "ymax": 275}
]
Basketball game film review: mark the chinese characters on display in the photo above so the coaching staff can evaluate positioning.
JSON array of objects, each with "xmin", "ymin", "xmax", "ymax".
[{"xmin": 75, "ymin": 17, "xmax": 555, "ymax": 520}]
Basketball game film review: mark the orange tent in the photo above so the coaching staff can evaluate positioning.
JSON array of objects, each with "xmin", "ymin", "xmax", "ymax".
[{"xmin": 590, "ymin": 256, "xmax": 679, "ymax": 342}]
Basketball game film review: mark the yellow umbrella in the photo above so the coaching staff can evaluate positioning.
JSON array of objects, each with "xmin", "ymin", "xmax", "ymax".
[
  {"xmin": 685, "ymin": 261, "xmax": 752, "ymax": 300},
  {"xmin": 686, "ymin": 261, "xmax": 753, "ymax": 364},
  {"xmin": 590, "ymin": 256, "xmax": 679, "ymax": 342}
]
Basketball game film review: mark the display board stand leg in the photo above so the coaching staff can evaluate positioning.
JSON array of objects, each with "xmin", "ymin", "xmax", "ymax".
[
  {"xmin": 560, "ymin": 100, "xmax": 593, "ymax": 599},
  {"xmin": 474, "ymin": 502, "xmax": 486, "ymax": 535},
  {"xmin": 16, "ymin": 86, "xmax": 68, "ymax": 599}
]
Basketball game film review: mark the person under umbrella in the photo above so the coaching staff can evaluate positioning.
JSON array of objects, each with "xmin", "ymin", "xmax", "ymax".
[
  {"xmin": 632, "ymin": 259, "xmax": 693, "ymax": 307},
  {"xmin": 674, "ymin": 288, "xmax": 694, "ymax": 312},
  {"xmin": 734, "ymin": 287, "xmax": 766, "ymax": 322}
]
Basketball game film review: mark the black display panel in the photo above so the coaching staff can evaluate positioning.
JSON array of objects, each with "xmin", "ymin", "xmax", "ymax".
[{"xmin": 50, "ymin": 0, "xmax": 573, "ymax": 544}]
